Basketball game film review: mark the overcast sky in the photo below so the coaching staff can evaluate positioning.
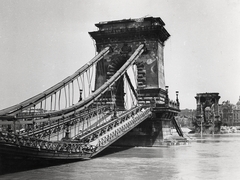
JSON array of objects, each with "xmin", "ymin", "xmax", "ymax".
[{"xmin": 0, "ymin": 0, "xmax": 239, "ymax": 110}]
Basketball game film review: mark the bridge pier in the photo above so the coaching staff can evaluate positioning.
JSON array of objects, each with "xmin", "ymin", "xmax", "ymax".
[{"xmin": 112, "ymin": 101, "xmax": 183, "ymax": 147}]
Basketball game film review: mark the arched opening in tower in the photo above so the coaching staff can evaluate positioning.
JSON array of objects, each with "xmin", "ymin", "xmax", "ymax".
[{"xmin": 94, "ymin": 43, "xmax": 133, "ymax": 110}]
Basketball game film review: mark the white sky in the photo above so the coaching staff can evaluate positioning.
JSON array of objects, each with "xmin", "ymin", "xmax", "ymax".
[{"xmin": 0, "ymin": 0, "xmax": 239, "ymax": 110}]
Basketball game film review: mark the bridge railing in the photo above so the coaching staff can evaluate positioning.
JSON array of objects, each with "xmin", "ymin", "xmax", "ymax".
[
  {"xmin": 98, "ymin": 108, "xmax": 151, "ymax": 144},
  {"xmin": 0, "ymin": 132, "xmax": 97, "ymax": 157},
  {"xmin": 74, "ymin": 106, "xmax": 142, "ymax": 141},
  {"xmin": 72, "ymin": 106, "xmax": 152, "ymax": 156},
  {"xmin": 24, "ymin": 105, "xmax": 112, "ymax": 139}
]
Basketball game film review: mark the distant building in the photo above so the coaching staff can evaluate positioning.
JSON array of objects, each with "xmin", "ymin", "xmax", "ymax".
[
  {"xmin": 189, "ymin": 95, "xmax": 240, "ymax": 128},
  {"xmin": 219, "ymin": 101, "xmax": 234, "ymax": 126},
  {"xmin": 218, "ymin": 97, "xmax": 240, "ymax": 126},
  {"xmin": 233, "ymin": 97, "xmax": 240, "ymax": 126},
  {"xmin": 176, "ymin": 109, "xmax": 196, "ymax": 127}
]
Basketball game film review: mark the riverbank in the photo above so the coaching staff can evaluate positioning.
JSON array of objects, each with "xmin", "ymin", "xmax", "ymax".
[{"xmin": 184, "ymin": 132, "xmax": 240, "ymax": 143}]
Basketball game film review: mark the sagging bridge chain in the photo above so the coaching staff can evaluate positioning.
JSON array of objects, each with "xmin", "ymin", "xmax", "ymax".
[
  {"xmin": 0, "ymin": 44, "xmax": 144, "ymax": 120},
  {"xmin": 0, "ymin": 44, "xmax": 147, "ymax": 159},
  {"xmin": 0, "ymin": 47, "xmax": 111, "ymax": 117}
]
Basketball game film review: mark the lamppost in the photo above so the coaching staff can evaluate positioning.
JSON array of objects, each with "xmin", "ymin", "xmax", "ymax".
[
  {"xmin": 176, "ymin": 91, "xmax": 179, "ymax": 107},
  {"xmin": 78, "ymin": 89, "xmax": 83, "ymax": 102},
  {"xmin": 200, "ymin": 115, "xmax": 204, "ymax": 138},
  {"xmin": 211, "ymin": 103, "xmax": 215, "ymax": 136},
  {"xmin": 165, "ymin": 86, "xmax": 169, "ymax": 105},
  {"xmin": 200, "ymin": 104, "xmax": 204, "ymax": 138}
]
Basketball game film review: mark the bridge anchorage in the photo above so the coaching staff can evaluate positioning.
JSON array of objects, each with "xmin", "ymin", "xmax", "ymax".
[{"xmin": 0, "ymin": 17, "xmax": 187, "ymax": 161}]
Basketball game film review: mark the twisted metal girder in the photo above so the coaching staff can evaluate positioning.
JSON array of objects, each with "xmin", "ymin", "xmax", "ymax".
[
  {"xmin": 75, "ymin": 106, "xmax": 149, "ymax": 142},
  {"xmin": 0, "ymin": 106, "xmax": 151, "ymax": 159},
  {"xmin": 89, "ymin": 106, "xmax": 152, "ymax": 157}
]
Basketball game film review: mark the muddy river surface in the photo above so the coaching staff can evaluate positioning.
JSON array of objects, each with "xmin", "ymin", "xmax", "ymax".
[{"xmin": 0, "ymin": 134, "xmax": 240, "ymax": 180}]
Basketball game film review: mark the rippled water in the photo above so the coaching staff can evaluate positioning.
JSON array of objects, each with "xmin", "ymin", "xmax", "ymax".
[{"xmin": 1, "ymin": 134, "xmax": 240, "ymax": 180}]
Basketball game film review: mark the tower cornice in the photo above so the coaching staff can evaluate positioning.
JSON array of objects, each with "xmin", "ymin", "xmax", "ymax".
[{"xmin": 89, "ymin": 17, "xmax": 170, "ymax": 45}]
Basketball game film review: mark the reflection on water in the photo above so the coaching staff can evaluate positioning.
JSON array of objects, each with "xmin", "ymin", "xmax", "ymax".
[{"xmin": 1, "ymin": 134, "xmax": 240, "ymax": 180}]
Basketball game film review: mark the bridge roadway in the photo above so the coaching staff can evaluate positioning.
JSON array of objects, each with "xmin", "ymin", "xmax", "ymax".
[
  {"xmin": 0, "ymin": 106, "xmax": 151, "ymax": 161},
  {"xmin": 48, "ymin": 110, "xmax": 118, "ymax": 141}
]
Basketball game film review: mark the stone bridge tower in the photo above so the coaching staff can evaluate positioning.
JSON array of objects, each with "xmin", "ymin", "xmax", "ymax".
[
  {"xmin": 195, "ymin": 92, "xmax": 221, "ymax": 133},
  {"xmin": 89, "ymin": 17, "xmax": 182, "ymax": 146},
  {"xmin": 89, "ymin": 17, "xmax": 170, "ymax": 108}
]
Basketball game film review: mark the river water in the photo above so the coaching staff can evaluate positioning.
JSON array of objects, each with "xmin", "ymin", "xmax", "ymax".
[{"xmin": 0, "ymin": 134, "xmax": 240, "ymax": 180}]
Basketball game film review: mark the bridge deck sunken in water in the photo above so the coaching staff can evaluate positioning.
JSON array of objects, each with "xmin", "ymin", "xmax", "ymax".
[{"xmin": 0, "ymin": 17, "xmax": 185, "ymax": 162}]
